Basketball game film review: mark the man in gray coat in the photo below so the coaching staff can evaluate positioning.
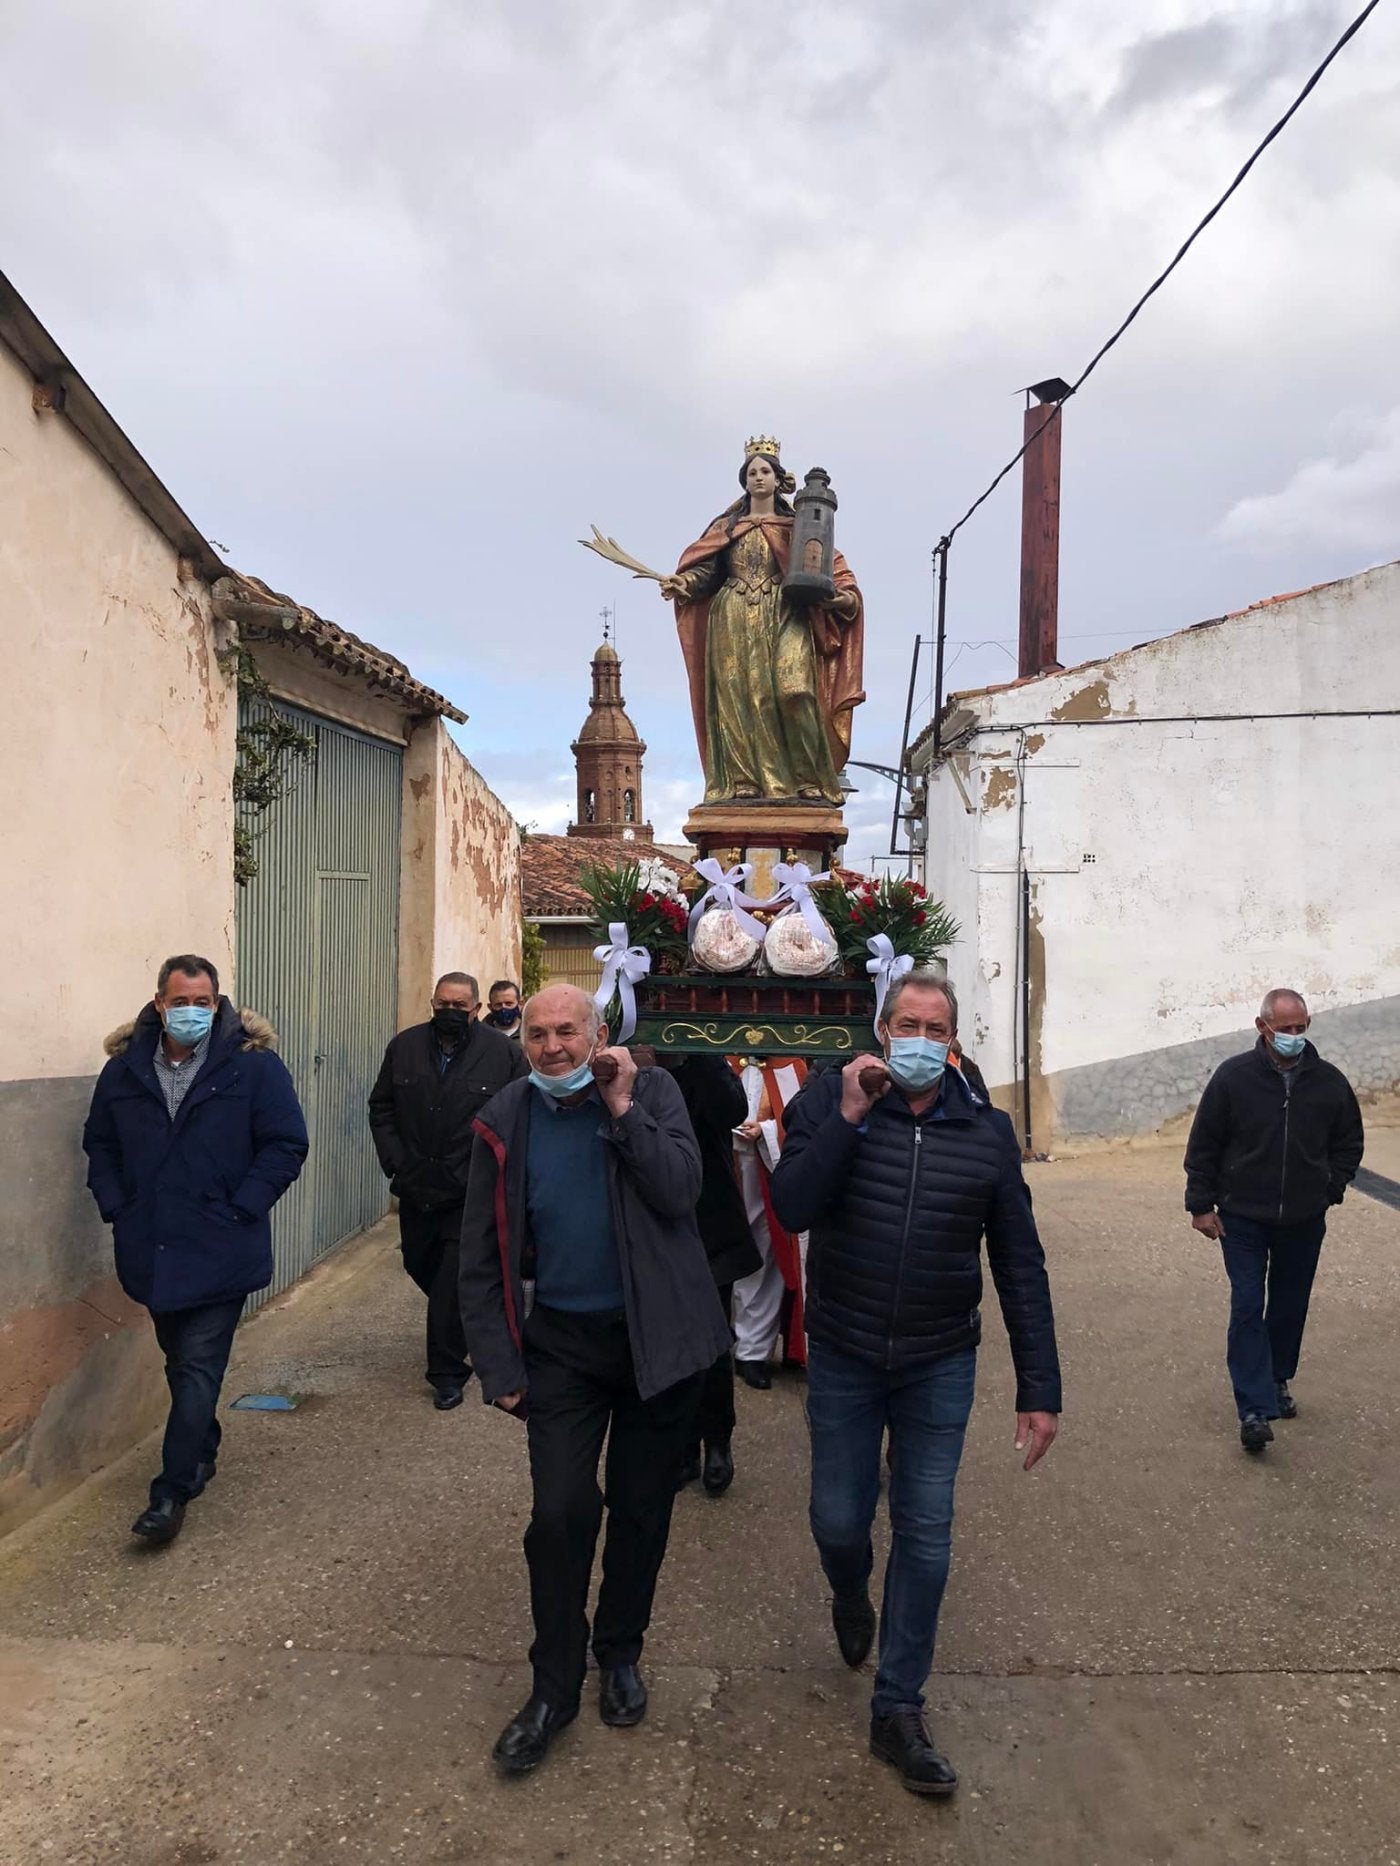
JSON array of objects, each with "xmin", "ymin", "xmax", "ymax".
[{"xmin": 460, "ymin": 985, "xmax": 730, "ymax": 1777}]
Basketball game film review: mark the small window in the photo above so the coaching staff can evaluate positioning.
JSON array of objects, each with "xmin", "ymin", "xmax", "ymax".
[
  {"xmin": 584, "ymin": 789, "xmax": 596, "ymax": 823},
  {"xmin": 623, "ymin": 789, "xmax": 636, "ymax": 823}
]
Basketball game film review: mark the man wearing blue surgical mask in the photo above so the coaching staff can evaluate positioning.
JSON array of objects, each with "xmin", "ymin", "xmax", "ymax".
[
  {"xmin": 82, "ymin": 954, "xmax": 308, "ymax": 1547},
  {"xmin": 771, "ymin": 973, "xmax": 1061, "ymax": 1799},
  {"xmin": 1185, "ymin": 987, "xmax": 1364, "ymax": 1455},
  {"xmin": 459, "ymin": 984, "xmax": 731, "ymax": 1777}
]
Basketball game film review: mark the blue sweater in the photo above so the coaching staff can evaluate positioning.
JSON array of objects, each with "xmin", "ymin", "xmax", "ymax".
[{"xmin": 526, "ymin": 1088, "xmax": 624, "ymax": 1312}]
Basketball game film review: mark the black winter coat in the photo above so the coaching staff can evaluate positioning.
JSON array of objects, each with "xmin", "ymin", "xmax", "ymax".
[
  {"xmin": 666, "ymin": 1056, "xmax": 762, "ymax": 1288},
  {"xmin": 368, "ymin": 1019, "xmax": 526, "ymax": 1211},
  {"xmin": 771, "ymin": 1066, "xmax": 1061, "ymax": 1413},
  {"xmin": 459, "ymin": 1069, "xmax": 733, "ymax": 1404},
  {"xmin": 1184, "ymin": 1039, "xmax": 1364, "ymax": 1225}
]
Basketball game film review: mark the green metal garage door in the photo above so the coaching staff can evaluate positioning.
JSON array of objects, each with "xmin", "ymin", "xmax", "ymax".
[{"xmin": 235, "ymin": 698, "xmax": 402, "ymax": 1305}]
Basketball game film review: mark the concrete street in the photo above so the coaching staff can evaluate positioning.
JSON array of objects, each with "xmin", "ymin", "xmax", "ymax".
[{"xmin": 2, "ymin": 1139, "xmax": 1398, "ymax": 1866}]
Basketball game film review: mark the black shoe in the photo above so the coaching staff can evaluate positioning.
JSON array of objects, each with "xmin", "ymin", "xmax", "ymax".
[
  {"xmin": 1240, "ymin": 1413, "xmax": 1274, "ymax": 1454},
  {"xmin": 675, "ymin": 1449, "xmax": 702, "ymax": 1491},
  {"xmin": 870, "ymin": 1710, "xmax": 958, "ymax": 1797},
  {"xmin": 736, "ymin": 1360, "xmax": 771, "ymax": 1391},
  {"xmin": 832, "ymin": 1588, "xmax": 876, "ymax": 1667},
  {"xmin": 1275, "ymin": 1381, "xmax": 1298, "ymax": 1420},
  {"xmin": 599, "ymin": 1664, "xmax": 648, "ymax": 1727},
  {"xmin": 491, "ymin": 1695, "xmax": 577, "ymax": 1775},
  {"xmin": 131, "ymin": 1498, "xmax": 186, "ymax": 1545},
  {"xmin": 432, "ymin": 1383, "xmax": 465, "ymax": 1411},
  {"xmin": 702, "ymin": 1440, "xmax": 735, "ymax": 1496}
]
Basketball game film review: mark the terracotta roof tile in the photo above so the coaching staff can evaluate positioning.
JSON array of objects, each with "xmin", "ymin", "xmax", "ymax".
[{"xmin": 522, "ymin": 835, "xmax": 696, "ymax": 918}]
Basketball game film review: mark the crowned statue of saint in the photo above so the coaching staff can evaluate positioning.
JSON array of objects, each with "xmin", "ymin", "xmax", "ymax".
[{"xmin": 583, "ymin": 437, "xmax": 865, "ymax": 818}]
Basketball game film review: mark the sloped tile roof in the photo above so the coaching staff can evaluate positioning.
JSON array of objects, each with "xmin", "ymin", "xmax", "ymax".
[{"xmin": 523, "ymin": 835, "xmax": 696, "ymax": 918}]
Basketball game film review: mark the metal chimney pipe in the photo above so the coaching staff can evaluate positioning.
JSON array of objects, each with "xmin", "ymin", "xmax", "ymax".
[{"xmin": 1018, "ymin": 378, "xmax": 1069, "ymax": 680}]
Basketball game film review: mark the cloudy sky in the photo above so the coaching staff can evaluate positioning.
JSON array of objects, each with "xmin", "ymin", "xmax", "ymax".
[{"xmin": 4, "ymin": 0, "xmax": 1397, "ymax": 866}]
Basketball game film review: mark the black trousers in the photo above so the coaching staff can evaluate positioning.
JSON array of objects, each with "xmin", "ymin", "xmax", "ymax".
[
  {"xmin": 694, "ymin": 1280, "xmax": 736, "ymax": 1453},
  {"xmin": 522, "ymin": 1303, "xmax": 702, "ymax": 1712},
  {"xmin": 398, "ymin": 1200, "xmax": 470, "ymax": 1385},
  {"xmin": 149, "ymin": 1298, "xmax": 245, "ymax": 1506}
]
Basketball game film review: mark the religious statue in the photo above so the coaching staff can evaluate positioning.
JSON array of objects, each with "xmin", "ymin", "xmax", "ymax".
[{"xmin": 581, "ymin": 437, "xmax": 864, "ymax": 807}]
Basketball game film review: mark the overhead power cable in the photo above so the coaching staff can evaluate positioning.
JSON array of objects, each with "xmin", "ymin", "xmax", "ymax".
[{"xmin": 939, "ymin": 0, "xmax": 1385, "ymax": 550}]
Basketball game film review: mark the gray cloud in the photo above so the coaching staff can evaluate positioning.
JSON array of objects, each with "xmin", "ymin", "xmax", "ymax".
[{"xmin": 3, "ymin": 0, "xmax": 1398, "ymax": 857}]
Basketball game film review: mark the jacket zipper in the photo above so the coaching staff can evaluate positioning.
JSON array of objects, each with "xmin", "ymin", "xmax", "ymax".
[
  {"xmin": 1279, "ymin": 1071, "xmax": 1293, "ymax": 1221},
  {"xmin": 888, "ymin": 1125, "xmax": 922, "ymax": 1368}
]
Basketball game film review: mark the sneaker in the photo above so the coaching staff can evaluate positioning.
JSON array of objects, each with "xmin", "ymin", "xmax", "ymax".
[
  {"xmin": 1240, "ymin": 1413, "xmax": 1274, "ymax": 1455},
  {"xmin": 1275, "ymin": 1381, "xmax": 1298, "ymax": 1420}
]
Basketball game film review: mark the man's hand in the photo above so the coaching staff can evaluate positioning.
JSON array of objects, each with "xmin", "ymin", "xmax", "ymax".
[
  {"xmin": 839, "ymin": 1053, "xmax": 889, "ymax": 1125},
  {"xmin": 496, "ymin": 1392, "xmax": 525, "ymax": 1412},
  {"xmin": 1015, "ymin": 1411, "xmax": 1058, "ymax": 1471},
  {"xmin": 594, "ymin": 1045, "xmax": 638, "ymax": 1118},
  {"xmin": 1191, "ymin": 1211, "xmax": 1225, "ymax": 1241}
]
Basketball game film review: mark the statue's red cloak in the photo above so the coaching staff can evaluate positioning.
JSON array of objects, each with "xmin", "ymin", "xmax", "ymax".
[{"xmin": 673, "ymin": 513, "xmax": 865, "ymax": 772}]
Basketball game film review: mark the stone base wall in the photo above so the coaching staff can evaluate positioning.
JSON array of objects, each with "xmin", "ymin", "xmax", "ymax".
[{"xmin": 1023, "ymin": 995, "xmax": 1400, "ymax": 1147}]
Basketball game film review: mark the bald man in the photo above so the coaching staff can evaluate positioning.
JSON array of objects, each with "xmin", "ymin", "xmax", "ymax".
[
  {"xmin": 1185, "ymin": 987, "xmax": 1364, "ymax": 1454},
  {"xmin": 460, "ymin": 985, "xmax": 731, "ymax": 1777}
]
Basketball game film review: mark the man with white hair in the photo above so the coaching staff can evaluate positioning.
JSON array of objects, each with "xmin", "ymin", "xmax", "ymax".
[
  {"xmin": 459, "ymin": 984, "xmax": 731, "ymax": 1777},
  {"xmin": 1185, "ymin": 987, "xmax": 1364, "ymax": 1454}
]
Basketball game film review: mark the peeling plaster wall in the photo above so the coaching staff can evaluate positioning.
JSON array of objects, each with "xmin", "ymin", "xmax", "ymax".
[
  {"xmin": 399, "ymin": 719, "xmax": 521, "ymax": 1022},
  {"xmin": 0, "ymin": 340, "xmax": 236, "ymax": 1530},
  {"xmin": 919, "ymin": 563, "xmax": 1400, "ymax": 1143}
]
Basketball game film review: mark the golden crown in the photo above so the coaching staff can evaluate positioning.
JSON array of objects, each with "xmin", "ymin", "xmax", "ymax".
[{"xmin": 744, "ymin": 434, "xmax": 782, "ymax": 460}]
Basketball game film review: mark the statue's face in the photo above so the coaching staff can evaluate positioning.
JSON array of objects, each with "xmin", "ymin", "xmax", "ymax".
[{"xmin": 745, "ymin": 456, "xmax": 777, "ymax": 499}]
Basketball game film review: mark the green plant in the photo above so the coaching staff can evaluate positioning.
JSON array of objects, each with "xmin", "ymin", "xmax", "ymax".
[
  {"xmin": 233, "ymin": 651, "xmax": 316, "ymax": 885},
  {"xmin": 816, "ymin": 876, "xmax": 959, "ymax": 975},
  {"xmin": 520, "ymin": 916, "xmax": 547, "ymax": 999},
  {"xmin": 578, "ymin": 859, "xmax": 691, "ymax": 973}
]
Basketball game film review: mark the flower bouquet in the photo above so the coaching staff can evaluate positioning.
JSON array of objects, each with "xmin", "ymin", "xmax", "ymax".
[
  {"xmin": 578, "ymin": 858, "xmax": 692, "ymax": 974},
  {"xmin": 816, "ymin": 876, "xmax": 960, "ymax": 977}
]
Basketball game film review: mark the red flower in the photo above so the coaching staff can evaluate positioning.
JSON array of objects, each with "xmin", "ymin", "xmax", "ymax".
[{"xmin": 913, "ymin": 910, "xmax": 927, "ymax": 926}]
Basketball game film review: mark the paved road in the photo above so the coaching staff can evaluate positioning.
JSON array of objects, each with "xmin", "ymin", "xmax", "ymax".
[{"xmin": 2, "ymin": 1147, "xmax": 1397, "ymax": 1865}]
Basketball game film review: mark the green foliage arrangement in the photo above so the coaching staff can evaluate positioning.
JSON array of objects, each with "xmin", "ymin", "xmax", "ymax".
[
  {"xmin": 817, "ymin": 875, "xmax": 960, "ymax": 973},
  {"xmin": 577, "ymin": 857, "xmax": 692, "ymax": 974}
]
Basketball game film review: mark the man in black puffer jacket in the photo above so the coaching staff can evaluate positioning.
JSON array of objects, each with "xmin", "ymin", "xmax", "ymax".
[
  {"xmin": 369, "ymin": 971, "xmax": 526, "ymax": 1408},
  {"xmin": 772, "ymin": 972, "xmax": 1060, "ymax": 1799},
  {"xmin": 1184, "ymin": 986, "xmax": 1364, "ymax": 1456}
]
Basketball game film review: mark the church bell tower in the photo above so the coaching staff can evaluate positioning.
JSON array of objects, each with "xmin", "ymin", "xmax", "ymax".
[{"xmin": 568, "ymin": 631, "xmax": 653, "ymax": 842}]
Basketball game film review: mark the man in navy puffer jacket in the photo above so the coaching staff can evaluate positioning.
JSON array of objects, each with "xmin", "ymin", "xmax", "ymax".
[
  {"xmin": 83, "ymin": 954, "xmax": 308, "ymax": 1546},
  {"xmin": 772, "ymin": 972, "xmax": 1060, "ymax": 1798}
]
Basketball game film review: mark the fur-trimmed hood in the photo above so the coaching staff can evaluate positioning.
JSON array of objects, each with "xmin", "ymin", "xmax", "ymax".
[{"xmin": 103, "ymin": 998, "xmax": 279, "ymax": 1059}]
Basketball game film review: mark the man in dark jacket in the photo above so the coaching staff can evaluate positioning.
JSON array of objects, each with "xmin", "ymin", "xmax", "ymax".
[
  {"xmin": 1184, "ymin": 987, "xmax": 1364, "ymax": 1454},
  {"xmin": 82, "ymin": 954, "xmax": 308, "ymax": 1546},
  {"xmin": 368, "ymin": 970, "xmax": 525, "ymax": 1408},
  {"xmin": 772, "ymin": 972, "xmax": 1060, "ymax": 1799},
  {"xmin": 661, "ymin": 1054, "xmax": 760, "ymax": 1496},
  {"xmin": 460, "ymin": 985, "xmax": 731, "ymax": 1777}
]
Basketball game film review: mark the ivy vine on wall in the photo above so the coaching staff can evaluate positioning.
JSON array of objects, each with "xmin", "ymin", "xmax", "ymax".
[{"xmin": 233, "ymin": 648, "xmax": 317, "ymax": 885}]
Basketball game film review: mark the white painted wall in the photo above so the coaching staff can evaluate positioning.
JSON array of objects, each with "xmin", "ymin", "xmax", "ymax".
[
  {"xmin": 918, "ymin": 561, "xmax": 1400, "ymax": 1124},
  {"xmin": 0, "ymin": 341, "xmax": 237, "ymax": 1082}
]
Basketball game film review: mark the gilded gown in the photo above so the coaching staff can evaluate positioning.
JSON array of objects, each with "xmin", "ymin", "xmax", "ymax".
[{"xmin": 678, "ymin": 523, "xmax": 843, "ymax": 804}]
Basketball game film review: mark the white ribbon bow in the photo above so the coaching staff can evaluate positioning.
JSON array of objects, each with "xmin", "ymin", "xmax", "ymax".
[
  {"xmin": 687, "ymin": 858, "xmax": 769, "ymax": 943},
  {"xmin": 593, "ymin": 922, "xmax": 652, "ymax": 1044},
  {"xmin": 769, "ymin": 861, "xmax": 835, "ymax": 944},
  {"xmin": 866, "ymin": 933, "xmax": 914, "ymax": 1037}
]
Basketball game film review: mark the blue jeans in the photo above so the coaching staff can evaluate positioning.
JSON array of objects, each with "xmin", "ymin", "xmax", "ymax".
[
  {"xmin": 1219, "ymin": 1213, "xmax": 1326, "ymax": 1420},
  {"xmin": 149, "ymin": 1298, "xmax": 245, "ymax": 1505},
  {"xmin": 807, "ymin": 1339, "xmax": 976, "ymax": 1717}
]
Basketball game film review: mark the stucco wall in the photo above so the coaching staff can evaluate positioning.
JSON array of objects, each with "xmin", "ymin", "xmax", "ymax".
[
  {"xmin": 919, "ymin": 563, "xmax": 1400, "ymax": 1143},
  {"xmin": 399, "ymin": 719, "xmax": 521, "ymax": 1022},
  {"xmin": 0, "ymin": 339, "xmax": 237, "ymax": 1530}
]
